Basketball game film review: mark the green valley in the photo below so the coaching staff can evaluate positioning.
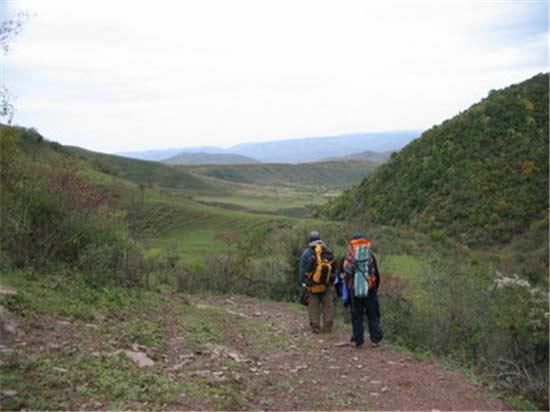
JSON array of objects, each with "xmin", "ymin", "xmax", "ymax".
[{"xmin": 1, "ymin": 74, "xmax": 548, "ymax": 411}]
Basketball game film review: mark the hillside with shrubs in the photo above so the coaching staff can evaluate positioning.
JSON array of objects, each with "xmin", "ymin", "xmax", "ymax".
[{"xmin": 318, "ymin": 73, "xmax": 548, "ymax": 251}]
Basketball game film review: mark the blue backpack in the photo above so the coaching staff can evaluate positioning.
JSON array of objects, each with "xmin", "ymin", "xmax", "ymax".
[{"xmin": 352, "ymin": 244, "xmax": 372, "ymax": 298}]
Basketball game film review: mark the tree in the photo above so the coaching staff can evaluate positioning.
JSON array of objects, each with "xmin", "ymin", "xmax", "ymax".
[{"xmin": 0, "ymin": 12, "xmax": 28, "ymax": 124}]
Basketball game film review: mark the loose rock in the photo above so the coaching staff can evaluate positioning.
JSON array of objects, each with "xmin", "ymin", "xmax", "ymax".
[{"xmin": 123, "ymin": 350, "xmax": 155, "ymax": 367}]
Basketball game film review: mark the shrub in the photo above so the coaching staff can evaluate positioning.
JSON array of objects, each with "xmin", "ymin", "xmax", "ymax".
[
  {"xmin": 0, "ymin": 129, "xmax": 147, "ymax": 287},
  {"xmin": 407, "ymin": 258, "xmax": 549, "ymax": 409}
]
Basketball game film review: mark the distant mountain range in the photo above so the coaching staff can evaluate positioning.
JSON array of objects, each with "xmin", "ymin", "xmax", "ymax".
[
  {"xmin": 117, "ymin": 130, "xmax": 420, "ymax": 164},
  {"xmin": 163, "ymin": 152, "xmax": 259, "ymax": 165}
]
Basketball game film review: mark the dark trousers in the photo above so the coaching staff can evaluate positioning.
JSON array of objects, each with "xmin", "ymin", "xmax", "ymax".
[{"xmin": 351, "ymin": 293, "xmax": 383, "ymax": 346}]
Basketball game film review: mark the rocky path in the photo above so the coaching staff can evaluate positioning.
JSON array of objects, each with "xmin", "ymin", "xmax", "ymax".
[
  {"xmin": 0, "ymin": 290, "xmax": 512, "ymax": 411},
  {"xmin": 181, "ymin": 296, "xmax": 511, "ymax": 411}
]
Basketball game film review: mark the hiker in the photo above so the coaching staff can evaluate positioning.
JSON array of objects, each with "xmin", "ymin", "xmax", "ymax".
[
  {"xmin": 299, "ymin": 231, "xmax": 337, "ymax": 333},
  {"xmin": 343, "ymin": 233, "xmax": 383, "ymax": 348}
]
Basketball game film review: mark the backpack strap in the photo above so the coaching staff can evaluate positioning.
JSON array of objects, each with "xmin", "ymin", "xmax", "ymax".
[{"xmin": 314, "ymin": 244, "xmax": 323, "ymax": 261}]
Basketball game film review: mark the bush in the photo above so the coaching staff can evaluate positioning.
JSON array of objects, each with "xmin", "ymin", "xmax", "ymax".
[
  {"xmin": 78, "ymin": 237, "xmax": 145, "ymax": 287},
  {"xmin": 0, "ymin": 129, "xmax": 147, "ymax": 288},
  {"xmin": 398, "ymin": 258, "xmax": 549, "ymax": 409}
]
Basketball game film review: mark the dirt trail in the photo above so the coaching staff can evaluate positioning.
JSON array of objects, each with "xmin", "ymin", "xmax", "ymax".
[
  {"xmin": 184, "ymin": 296, "xmax": 511, "ymax": 411},
  {"xmin": 0, "ymin": 293, "xmax": 512, "ymax": 411}
]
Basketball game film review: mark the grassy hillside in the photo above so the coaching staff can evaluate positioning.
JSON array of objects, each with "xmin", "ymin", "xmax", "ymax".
[
  {"xmin": 177, "ymin": 161, "xmax": 376, "ymax": 190},
  {"xmin": 63, "ymin": 145, "xmax": 332, "ymax": 217},
  {"xmin": 66, "ymin": 146, "xmax": 228, "ymax": 194},
  {"xmin": 0, "ymin": 125, "xmax": 310, "ymax": 270},
  {"xmin": 318, "ymin": 74, "xmax": 549, "ymax": 252},
  {"xmin": 65, "ymin": 145, "xmax": 368, "ymax": 217}
]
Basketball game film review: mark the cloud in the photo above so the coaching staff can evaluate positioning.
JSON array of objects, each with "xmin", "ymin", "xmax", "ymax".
[{"xmin": 4, "ymin": 0, "xmax": 548, "ymax": 152}]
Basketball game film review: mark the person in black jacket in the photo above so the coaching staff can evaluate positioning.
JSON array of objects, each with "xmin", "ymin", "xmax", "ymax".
[{"xmin": 342, "ymin": 233, "xmax": 383, "ymax": 348}]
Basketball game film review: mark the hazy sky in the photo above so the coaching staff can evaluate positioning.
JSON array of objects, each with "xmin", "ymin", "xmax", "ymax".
[{"xmin": 1, "ymin": 0, "xmax": 548, "ymax": 153}]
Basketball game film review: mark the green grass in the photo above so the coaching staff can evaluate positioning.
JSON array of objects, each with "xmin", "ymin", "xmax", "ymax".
[
  {"xmin": 1, "ymin": 348, "xmax": 181, "ymax": 410},
  {"xmin": 152, "ymin": 209, "xmax": 286, "ymax": 265},
  {"xmin": 121, "ymin": 319, "xmax": 165, "ymax": 348},
  {"xmin": 177, "ymin": 161, "xmax": 375, "ymax": 190},
  {"xmin": 0, "ymin": 272, "xmax": 181, "ymax": 410},
  {"xmin": 0, "ymin": 272, "xmax": 145, "ymax": 322},
  {"xmin": 380, "ymin": 254, "xmax": 426, "ymax": 280},
  {"xmin": 0, "ymin": 271, "xmax": 308, "ymax": 410},
  {"xmin": 192, "ymin": 187, "xmax": 325, "ymax": 214},
  {"xmin": 504, "ymin": 395, "xmax": 540, "ymax": 411}
]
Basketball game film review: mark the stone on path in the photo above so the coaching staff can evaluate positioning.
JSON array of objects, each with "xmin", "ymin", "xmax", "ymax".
[
  {"xmin": 120, "ymin": 350, "xmax": 155, "ymax": 367},
  {"xmin": 53, "ymin": 367, "xmax": 68, "ymax": 373},
  {"xmin": 0, "ymin": 287, "xmax": 17, "ymax": 296},
  {"xmin": 0, "ymin": 305, "xmax": 20, "ymax": 336},
  {"xmin": 225, "ymin": 308, "xmax": 251, "ymax": 319}
]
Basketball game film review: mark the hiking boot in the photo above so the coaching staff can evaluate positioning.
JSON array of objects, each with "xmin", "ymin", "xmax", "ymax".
[{"xmin": 355, "ymin": 341, "xmax": 364, "ymax": 349}]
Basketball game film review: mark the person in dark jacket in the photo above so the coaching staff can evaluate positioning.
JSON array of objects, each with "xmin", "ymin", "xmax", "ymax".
[
  {"xmin": 299, "ymin": 230, "xmax": 337, "ymax": 333},
  {"xmin": 342, "ymin": 233, "xmax": 383, "ymax": 348}
]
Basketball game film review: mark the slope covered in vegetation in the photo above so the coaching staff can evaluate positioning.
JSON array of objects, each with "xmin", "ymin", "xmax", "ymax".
[
  {"xmin": 65, "ymin": 146, "xmax": 226, "ymax": 194},
  {"xmin": 178, "ymin": 161, "xmax": 377, "ymax": 190},
  {"xmin": 0, "ymin": 125, "xmax": 290, "ymax": 276},
  {"xmin": 319, "ymin": 74, "xmax": 549, "ymax": 248}
]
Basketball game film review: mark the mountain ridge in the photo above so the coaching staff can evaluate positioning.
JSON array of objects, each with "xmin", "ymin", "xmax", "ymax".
[
  {"xmin": 117, "ymin": 130, "xmax": 420, "ymax": 163},
  {"xmin": 318, "ymin": 150, "xmax": 394, "ymax": 163},
  {"xmin": 163, "ymin": 152, "xmax": 259, "ymax": 165}
]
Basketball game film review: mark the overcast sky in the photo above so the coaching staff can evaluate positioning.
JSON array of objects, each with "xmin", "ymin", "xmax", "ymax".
[{"xmin": 1, "ymin": 0, "xmax": 548, "ymax": 153}]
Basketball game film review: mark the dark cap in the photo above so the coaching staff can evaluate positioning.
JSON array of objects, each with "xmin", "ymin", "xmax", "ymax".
[{"xmin": 309, "ymin": 231, "xmax": 321, "ymax": 242}]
